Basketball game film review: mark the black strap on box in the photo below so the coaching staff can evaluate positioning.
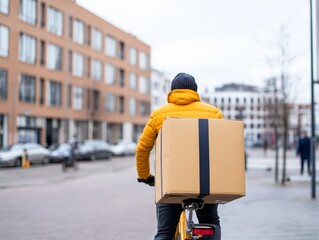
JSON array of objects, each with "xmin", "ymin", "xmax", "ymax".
[{"xmin": 198, "ymin": 118, "xmax": 210, "ymax": 198}]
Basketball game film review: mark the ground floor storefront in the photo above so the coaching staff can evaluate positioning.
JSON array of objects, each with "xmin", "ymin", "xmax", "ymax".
[{"xmin": 0, "ymin": 113, "xmax": 145, "ymax": 148}]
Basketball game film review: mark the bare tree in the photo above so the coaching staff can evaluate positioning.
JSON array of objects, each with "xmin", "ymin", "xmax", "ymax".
[
  {"xmin": 264, "ymin": 76, "xmax": 280, "ymax": 183},
  {"xmin": 263, "ymin": 25, "xmax": 298, "ymax": 185}
]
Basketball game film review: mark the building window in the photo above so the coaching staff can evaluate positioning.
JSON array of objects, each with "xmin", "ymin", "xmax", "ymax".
[
  {"xmin": 139, "ymin": 76, "xmax": 150, "ymax": 94},
  {"xmin": 140, "ymin": 100, "xmax": 150, "ymax": 116},
  {"xmin": 40, "ymin": 2, "xmax": 45, "ymax": 27},
  {"xmin": 39, "ymin": 78, "xmax": 44, "ymax": 105},
  {"xmin": 73, "ymin": 19, "xmax": 84, "ymax": 45},
  {"xmin": 129, "ymin": 97, "xmax": 136, "ymax": 115},
  {"xmin": 119, "ymin": 69, "xmax": 125, "ymax": 87},
  {"xmin": 91, "ymin": 27, "xmax": 102, "ymax": 51},
  {"xmin": 139, "ymin": 51, "xmax": 149, "ymax": 70},
  {"xmin": 105, "ymin": 35, "xmax": 116, "ymax": 57},
  {"xmin": 105, "ymin": 64, "xmax": 115, "ymax": 84},
  {"xmin": 118, "ymin": 96, "xmax": 124, "ymax": 113},
  {"xmin": 105, "ymin": 92, "xmax": 115, "ymax": 112},
  {"xmin": 19, "ymin": 33, "xmax": 36, "ymax": 64},
  {"xmin": 20, "ymin": 0, "xmax": 37, "ymax": 25},
  {"xmin": 119, "ymin": 41, "xmax": 125, "ymax": 60},
  {"xmin": 73, "ymin": 86, "xmax": 83, "ymax": 110},
  {"xmin": 47, "ymin": 43, "xmax": 62, "ymax": 70},
  {"xmin": 47, "ymin": 80, "xmax": 61, "ymax": 107},
  {"xmin": 0, "ymin": 25, "xmax": 9, "ymax": 57},
  {"xmin": 19, "ymin": 74, "xmax": 35, "ymax": 103},
  {"xmin": 0, "ymin": 69, "xmax": 7, "ymax": 100},
  {"xmin": 91, "ymin": 59, "xmax": 102, "ymax": 81},
  {"xmin": 129, "ymin": 72, "xmax": 137, "ymax": 90},
  {"xmin": 153, "ymin": 96, "xmax": 158, "ymax": 105},
  {"xmin": 40, "ymin": 40, "xmax": 45, "ymax": 65},
  {"xmin": 47, "ymin": 6, "xmax": 63, "ymax": 36},
  {"xmin": 0, "ymin": 0, "xmax": 9, "ymax": 15},
  {"xmin": 129, "ymin": 47, "xmax": 137, "ymax": 66},
  {"xmin": 72, "ymin": 52, "xmax": 84, "ymax": 77},
  {"xmin": 153, "ymin": 81, "xmax": 159, "ymax": 90},
  {"xmin": 93, "ymin": 90, "xmax": 99, "ymax": 111}
]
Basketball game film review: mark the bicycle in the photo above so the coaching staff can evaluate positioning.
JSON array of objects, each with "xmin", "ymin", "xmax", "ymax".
[
  {"xmin": 174, "ymin": 198, "xmax": 216, "ymax": 240},
  {"xmin": 62, "ymin": 156, "xmax": 79, "ymax": 172},
  {"xmin": 138, "ymin": 177, "xmax": 216, "ymax": 240}
]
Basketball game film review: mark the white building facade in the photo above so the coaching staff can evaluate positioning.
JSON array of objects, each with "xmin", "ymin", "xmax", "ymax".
[
  {"xmin": 206, "ymin": 83, "xmax": 312, "ymax": 148},
  {"xmin": 209, "ymin": 84, "xmax": 271, "ymax": 146},
  {"xmin": 151, "ymin": 69, "xmax": 171, "ymax": 112}
]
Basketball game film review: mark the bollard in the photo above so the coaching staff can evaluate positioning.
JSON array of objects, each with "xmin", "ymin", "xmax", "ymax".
[{"xmin": 22, "ymin": 148, "xmax": 30, "ymax": 168}]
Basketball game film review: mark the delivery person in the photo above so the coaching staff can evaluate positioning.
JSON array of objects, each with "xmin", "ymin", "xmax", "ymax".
[{"xmin": 136, "ymin": 72, "xmax": 223, "ymax": 240}]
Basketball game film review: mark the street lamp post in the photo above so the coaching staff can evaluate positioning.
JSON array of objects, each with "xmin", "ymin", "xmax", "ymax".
[{"xmin": 310, "ymin": 0, "xmax": 317, "ymax": 199}]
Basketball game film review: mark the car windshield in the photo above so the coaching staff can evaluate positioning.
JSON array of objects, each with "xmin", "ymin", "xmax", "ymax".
[
  {"xmin": 10, "ymin": 144, "xmax": 25, "ymax": 151},
  {"xmin": 57, "ymin": 144, "xmax": 70, "ymax": 151},
  {"xmin": 110, "ymin": 140, "xmax": 124, "ymax": 145}
]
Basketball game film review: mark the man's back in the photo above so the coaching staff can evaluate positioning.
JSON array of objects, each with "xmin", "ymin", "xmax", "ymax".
[{"xmin": 135, "ymin": 72, "xmax": 222, "ymax": 240}]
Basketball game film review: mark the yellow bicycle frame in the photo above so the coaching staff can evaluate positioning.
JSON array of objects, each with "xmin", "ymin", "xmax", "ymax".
[{"xmin": 174, "ymin": 211, "xmax": 192, "ymax": 240}]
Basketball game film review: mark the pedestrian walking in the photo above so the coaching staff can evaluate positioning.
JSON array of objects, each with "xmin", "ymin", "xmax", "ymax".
[
  {"xmin": 62, "ymin": 135, "xmax": 79, "ymax": 171},
  {"xmin": 296, "ymin": 131, "xmax": 311, "ymax": 175}
]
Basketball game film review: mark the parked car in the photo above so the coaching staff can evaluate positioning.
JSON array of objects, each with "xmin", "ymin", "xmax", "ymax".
[
  {"xmin": 109, "ymin": 140, "xmax": 137, "ymax": 156},
  {"xmin": 48, "ymin": 143, "xmax": 72, "ymax": 163},
  {"xmin": 77, "ymin": 140, "xmax": 112, "ymax": 161},
  {"xmin": 0, "ymin": 143, "xmax": 51, "ymax": 167}
]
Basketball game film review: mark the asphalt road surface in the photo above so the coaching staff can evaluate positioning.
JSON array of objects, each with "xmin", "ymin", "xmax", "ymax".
[
  {"xmin": 0, "ymin": 156, "xmax": 157, "ymax": 240},
  {"xmin": 1, "ymin": 151, "xmax": 319, "ymax": 240}
]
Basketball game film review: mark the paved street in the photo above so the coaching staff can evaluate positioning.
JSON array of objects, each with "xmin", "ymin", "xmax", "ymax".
[{"xmin": 0, "ymin": 149, "xmax": 318, "ymax": 240}]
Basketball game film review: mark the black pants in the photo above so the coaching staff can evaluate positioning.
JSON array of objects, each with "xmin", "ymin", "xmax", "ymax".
[
  {"xmin": 154, "ymin": 203, "xmax": 221, "ymax": 240},
  {"xmin": 301, "ymin": 157, "xmax": 311, "ymax": 175}
]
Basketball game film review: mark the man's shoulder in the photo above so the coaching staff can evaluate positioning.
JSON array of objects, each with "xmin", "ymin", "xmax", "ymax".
[{"xmin": 195, "ymin": 101, "xmax": 223, "ymax": 114}]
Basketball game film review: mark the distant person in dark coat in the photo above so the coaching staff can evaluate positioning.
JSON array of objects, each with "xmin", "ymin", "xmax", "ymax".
[{"xmin": 297, "ymin": 131, "xmax": 311, "ymax": 175}]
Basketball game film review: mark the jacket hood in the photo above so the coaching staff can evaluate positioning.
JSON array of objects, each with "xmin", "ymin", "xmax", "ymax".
[{"xmin": 167, "ymin": 89, "xmax": 200, "ymax": 105}]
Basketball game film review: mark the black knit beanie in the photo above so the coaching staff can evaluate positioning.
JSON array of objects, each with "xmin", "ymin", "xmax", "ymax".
[{"xmin": 171, "ymin": 73, "xmax": 198, "ymax": 92}]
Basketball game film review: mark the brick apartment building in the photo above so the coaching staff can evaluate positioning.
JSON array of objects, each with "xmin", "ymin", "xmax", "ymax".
[{"xmin": 0, "ymin": 0, "xmax": 151, "ymax": 148}]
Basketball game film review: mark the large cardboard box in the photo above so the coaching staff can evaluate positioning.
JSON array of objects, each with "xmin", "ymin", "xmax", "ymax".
[{"xmin": 155, "ymin": 118, "xmax": 246, "ymax": 204}]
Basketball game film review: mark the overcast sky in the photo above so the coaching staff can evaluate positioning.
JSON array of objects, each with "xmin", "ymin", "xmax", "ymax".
[{"xmin": 77, "ymin": 0, "xmax": 311, "ymax": 102}]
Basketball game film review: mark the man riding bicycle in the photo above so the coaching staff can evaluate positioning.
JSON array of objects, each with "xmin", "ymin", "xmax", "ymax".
[{"xmin": 136, "ymin": 73, "xmax": 223, "ymax": 240}]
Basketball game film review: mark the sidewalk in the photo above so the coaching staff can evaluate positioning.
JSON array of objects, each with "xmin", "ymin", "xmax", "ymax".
[
  {"xmin": 246, "ymin": 148, "xmax": 319, "ymax": 181},
  {"xmin": 219, "ymin": 148, "xmax": 319, "ymax": 240}
]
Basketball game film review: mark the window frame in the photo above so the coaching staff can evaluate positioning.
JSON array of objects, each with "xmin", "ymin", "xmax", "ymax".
[
  {"xmin": 73, "ymin": 19, "xmax": 84, "ymax": 45},
  {"xmin": 47, "ymin": 6, "xmax": 63, "ymax": 36},
  {"xmin": 0, "ymin": 0, "xmax": 9, "ymax": 15},
  {"xmin": 91, "ymin": 27, "xmax": 102, "ymax": 51},
  {"xmin": 0, "ymin": 68, "xmax": 7, "ymax": 100},
  {"xmin": 105, "ymin": 35, "xmax": 117, "ymax": 57},
  {"xmin": 72, "ymin": 51, "xmax": 84, "ymax": 77},
  {"xmin": 19, "ymin": 0, "xmax": 37, "ymax": 25},
  {"xmin": 73, "ymin": 86, "xmax": 83, "ymax": 110},
  {"xmin": 46, "ymin": 43, "xmax": 62, "ymax": 70},
  {"xmin": 19, "ymin": 74, "xmax": 36, "ymax": 103},
  {"xmin": 19, "ymin": 32, "xmax": 37, "ymax": 64},
  {"xmin": 47, "ymin": 80, "xmax": 62, "ymax": 107},
  {"xmin": 0, "ymin": 25, "xmax": 9, "ymax": 57},
  {"xmin": 91, "ymin": 58, "xmax": 102, "ymax": 81}
]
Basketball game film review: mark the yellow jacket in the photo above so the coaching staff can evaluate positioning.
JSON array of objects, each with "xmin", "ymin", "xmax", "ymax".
[{"xmin": 136, "ymin": 89, "xmax": 223, "ymax": 179}]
